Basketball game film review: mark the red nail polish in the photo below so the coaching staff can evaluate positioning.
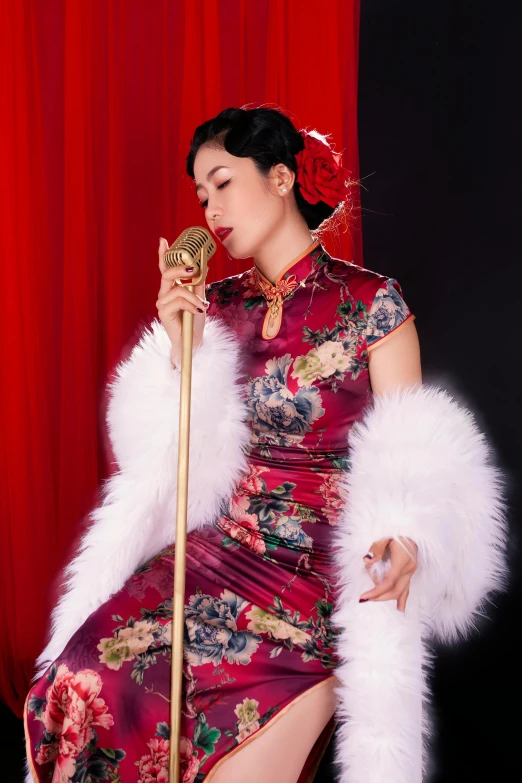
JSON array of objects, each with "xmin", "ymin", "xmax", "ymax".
[{"xmin": 359, "ymin": 598, "xmax": 369, "ymax": 603}]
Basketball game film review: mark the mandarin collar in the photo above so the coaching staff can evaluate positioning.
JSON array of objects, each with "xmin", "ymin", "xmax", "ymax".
[
  {"xmin": 252, "ymin": 238, "xmax": 322, "ymax": 297},
  {"xmin": 251, "ymin": 238, "xmax": 323, "ymax": 340}
]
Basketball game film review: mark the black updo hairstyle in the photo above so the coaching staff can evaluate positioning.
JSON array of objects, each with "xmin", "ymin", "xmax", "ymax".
[{"xmin": 186, "ymin": 105, "xmax": 351, "ymax": 233}]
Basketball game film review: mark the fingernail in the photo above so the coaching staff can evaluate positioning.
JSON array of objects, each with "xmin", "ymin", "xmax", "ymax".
[
  {"xmin": 359, "ymin": 598, "xmax": 369, "ymax": 603},
  {"xmin": 185, "ymin": 267, "xmax": 194, "ymax": 273},
  {"xmin": 197, "ymin": 307, "xmax": 204, "ymax": 313}
]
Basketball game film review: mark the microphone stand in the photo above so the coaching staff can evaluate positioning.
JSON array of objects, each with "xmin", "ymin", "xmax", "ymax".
[{"xmin": 168, "ymin": 243, "xmax": 210, "ymax": 782}]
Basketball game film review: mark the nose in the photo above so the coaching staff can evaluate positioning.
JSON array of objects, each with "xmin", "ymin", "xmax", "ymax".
[
  {"xmin": 208, "ymin": 202, "xmax": 221, "ymax": 216},
  {"xmin": 205, "ymin": 193, "xmax": 221, "ymax": 215},
  {"xmin": 207, "ymin": 211, "xmax": 222, "ymax": 229}
]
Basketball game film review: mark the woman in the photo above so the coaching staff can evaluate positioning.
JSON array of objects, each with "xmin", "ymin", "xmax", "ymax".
[{"xmin": 24, "ymin": 107, "xmax": 508, "ymax": 783}]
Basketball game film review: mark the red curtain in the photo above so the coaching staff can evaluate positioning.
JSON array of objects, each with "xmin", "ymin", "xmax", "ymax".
[{"xmin": 0, "ymin": 0, "xmax": 361, "ymax": 717}]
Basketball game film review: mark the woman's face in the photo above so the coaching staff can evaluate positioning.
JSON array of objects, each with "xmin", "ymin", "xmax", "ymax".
[{"xmin": 193, "ymin": 144, "xmax": 293, "ymax": 260}]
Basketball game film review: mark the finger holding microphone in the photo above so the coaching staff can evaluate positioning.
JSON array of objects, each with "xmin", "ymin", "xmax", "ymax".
[{"xmin": 156, "ymin": 237, "xmax": 209, "ymax": 368}]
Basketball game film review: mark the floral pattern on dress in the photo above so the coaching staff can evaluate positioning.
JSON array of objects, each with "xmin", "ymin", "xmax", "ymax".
[
  {"xmin": 314, "ymin": 472, "xmax": 350, "ymax": 526},
  {"xmin": 97, "ymin": 618, "xmax": 163, "ymax": 671},
  {"xmin": 246, "ymin": 594, "xmax": 340, "ymax": 667},
  {"xmin": 96, "ymin": 610, "xmax": 172, "ymax": 685},
  {"xmin": 366, "ymin": 277, "xmax": 411, "ymax": 347},
  {"xmin": 246, "ymin": 353, "xmax": 325, "ymax": 447},
  {"xmin": 25, "ymin": 242, "xmax": 414, "ymax": 782},
  {"xmin": 218, "ymin": 464, "xmax": 316, "ymax": 559},
  {"xmin": 184, "ymin": 589, "xmax": 262, "ymax": 667},
  {"xmin": 135, "ymin": 722, "xmax": 202, "ymax": 783},
  {"xmin": 222, "ymin": 696, "xmax": 279, "ymax": 752},
  {"xmin": 27, "ymin": 663, "xmax": 124, "ymax": 781},
  {"xmin": 291, "ymin": 339, "xmax": 354, "ymax": 388}
]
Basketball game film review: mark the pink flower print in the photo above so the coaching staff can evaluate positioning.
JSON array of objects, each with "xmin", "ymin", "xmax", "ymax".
[
  {"xmin": 35, "ymin": 742, "xmax": 58, "ymax": 766},
  {"xmin": 229, "ymin": 489, "xmax": 252, "ymax": 519},
  {"xmin": 136, "ymin": 737, "xmax": 170, "ymax": 783},
  {"xmin": 220, "ymin": 485, "xmax": 266, "ymax": 555},
  {"xmin": 39, "ymin": 664, "xmax": 114, "ymax": 778},
  {"xmin": 219, "ymin": 513, "xmax": 266, "ymax": 556},
  {"xmin": 317, "ymin": 472, "xmax": 348, "ymax": 525},
  {"xmin": 136, "ymin": 737, "xmax": 199, "ymax": 783},
  {"xmin": 180, "ymin": 737, "xmax": 200, "ymax": 783},
  {"xmin": 237, "ymin": 464, "xmax": 270, "ymax": 495}
]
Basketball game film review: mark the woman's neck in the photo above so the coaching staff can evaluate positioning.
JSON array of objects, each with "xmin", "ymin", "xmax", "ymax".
[{"xmin": 253, "ymin": 228, "xmax": 317, "ymax": 284}]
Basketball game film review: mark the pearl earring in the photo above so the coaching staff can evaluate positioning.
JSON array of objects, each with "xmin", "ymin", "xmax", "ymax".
[{"xmin": 281, "ymin": 187, "xmax": 287, "ymax": 193}]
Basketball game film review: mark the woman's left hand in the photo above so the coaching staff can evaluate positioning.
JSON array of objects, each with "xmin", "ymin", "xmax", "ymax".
[{"xmin": 359, "ymin": 537, "xmax": 418, "ymax": 612}]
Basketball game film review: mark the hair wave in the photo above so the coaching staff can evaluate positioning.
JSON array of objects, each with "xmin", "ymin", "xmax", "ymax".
[{"xmin": 186, "ymin": 105, "xmax": 356, "ymax": 234}]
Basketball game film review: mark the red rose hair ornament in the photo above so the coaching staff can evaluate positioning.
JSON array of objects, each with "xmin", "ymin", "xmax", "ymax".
[{"xmin": 295, "ymin": 129, "xmax": 352, "ymax": 208}]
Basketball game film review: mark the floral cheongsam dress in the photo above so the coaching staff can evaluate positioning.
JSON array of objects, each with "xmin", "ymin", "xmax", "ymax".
[{"xmin": 24, "ymin": 238, "xmax": 415, "ymax": 782}]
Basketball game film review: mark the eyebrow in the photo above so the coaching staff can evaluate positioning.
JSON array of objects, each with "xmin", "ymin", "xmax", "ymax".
[{"xmin": 195, "ymin": 166, "xmax": 229, "ymax": 193}]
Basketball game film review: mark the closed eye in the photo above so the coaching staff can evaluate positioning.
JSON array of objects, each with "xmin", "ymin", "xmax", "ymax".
[{"xmin": 200, "ymin": 179, "xmax": 230, "ymax": 209}]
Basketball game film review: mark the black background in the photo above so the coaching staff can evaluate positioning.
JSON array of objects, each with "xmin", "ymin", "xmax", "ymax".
[
  {"xmin": 3, "ymin": 1, "xmax": 520, "ymax": 780},
  {"xmin": 317, "ymin": 1, "xmax": 520, "ymax": 780}
]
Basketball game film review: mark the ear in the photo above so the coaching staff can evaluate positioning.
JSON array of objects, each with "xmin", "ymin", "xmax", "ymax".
[{"xmin": 271, "ymin": 162, "xmax": 295, "ymax": 193}]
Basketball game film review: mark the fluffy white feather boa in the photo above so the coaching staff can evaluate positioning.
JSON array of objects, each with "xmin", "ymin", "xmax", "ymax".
[{"xmin": 27, "ymin": 316, "xmax": 509, "ymax": 783}]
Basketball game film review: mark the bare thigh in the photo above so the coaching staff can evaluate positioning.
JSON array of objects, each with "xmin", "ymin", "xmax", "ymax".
[{"xmin": 206, "ymin": 675, "xmax": 339, "ymax": 783}]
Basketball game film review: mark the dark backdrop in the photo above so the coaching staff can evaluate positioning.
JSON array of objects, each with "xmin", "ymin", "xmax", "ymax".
[
  {"xmin": 3, "ymin": 1, "xmax": 519, "ymax": 781},
  {"xmin": 321, "ymin": 1, "xmax": 520, "ymax": 780}
]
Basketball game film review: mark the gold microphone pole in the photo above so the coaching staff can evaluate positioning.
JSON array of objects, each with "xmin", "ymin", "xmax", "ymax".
[{"xmin": 164, "ymin": 227, "xmax": 216, "ymax": 783}]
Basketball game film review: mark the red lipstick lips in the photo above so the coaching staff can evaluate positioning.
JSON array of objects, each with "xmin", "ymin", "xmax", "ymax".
[{"xmin": 216, "ymin": 227, "xmax": 233, "ymax": 240}]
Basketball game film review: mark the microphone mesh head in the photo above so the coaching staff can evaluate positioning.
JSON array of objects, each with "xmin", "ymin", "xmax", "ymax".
[{"xmin": 164, "ymin": 226, "xmax": 216, "ymax": 270}]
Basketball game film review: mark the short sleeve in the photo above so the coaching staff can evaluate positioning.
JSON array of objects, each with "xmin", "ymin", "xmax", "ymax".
[{"xmin": 366, "ymin": 277, "xmax": 415, "ymax": 350}]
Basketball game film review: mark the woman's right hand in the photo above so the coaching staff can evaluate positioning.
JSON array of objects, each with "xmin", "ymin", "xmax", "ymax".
[{"xmin": 156, "ymin": 237, "xmax": 209, "ymax": 366}]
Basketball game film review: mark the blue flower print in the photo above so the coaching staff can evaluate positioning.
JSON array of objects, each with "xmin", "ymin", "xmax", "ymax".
[
  {"xmin": 366, "ymin": 278, "xmax": 411, "ymax": 348},
  {"xmin": 246, "ymin": 354, "xmax": 325, "ymax": 446},
  {"xmin": 184, "ymin": 589, "xmax": 262, "ymax": 667},
  {"xmin": 274, "ymin": 515, "xmax": 313, "ymax": 549}
]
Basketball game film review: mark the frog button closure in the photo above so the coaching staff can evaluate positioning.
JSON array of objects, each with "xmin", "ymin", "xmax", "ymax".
[{"xmin": 253, "ymin": 238, "xmax": 321, "ymax": 340}]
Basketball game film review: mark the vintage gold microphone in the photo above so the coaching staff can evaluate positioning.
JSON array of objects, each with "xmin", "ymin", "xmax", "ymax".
[{"xmin": 163, "ymin": 226, "xmax": 217, "ymax": 782}]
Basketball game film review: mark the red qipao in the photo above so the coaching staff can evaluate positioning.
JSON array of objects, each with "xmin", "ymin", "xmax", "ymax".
[{"xmin": 24, "ymin": 239, "xmax": 508, "ymax": 783}]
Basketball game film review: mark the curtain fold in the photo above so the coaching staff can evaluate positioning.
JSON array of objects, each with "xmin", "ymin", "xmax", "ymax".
[{"xmin": 0, "ymin": 0, "xmax": 361, "ymax": 716}]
